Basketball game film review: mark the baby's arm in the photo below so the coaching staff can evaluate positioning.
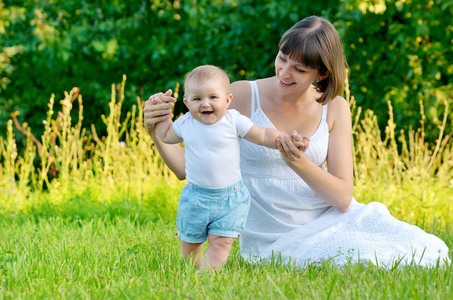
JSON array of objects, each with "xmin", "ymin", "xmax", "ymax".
[
  {"xmin": 151, "ymin": 98, "xmax": 183, "ymax": 144},
  {"xmin": 243, "ymin": 125, "xmax": 281, "ymax": 149},
  {"xmin": 244, "ymin": 125, "xmax": 309, "ymax": 158}
]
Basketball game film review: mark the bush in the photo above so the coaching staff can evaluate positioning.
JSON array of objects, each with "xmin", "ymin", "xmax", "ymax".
[
  {"xmin": 1, "ymin": 0, "xmax": 452, "ymax": 146},
  {"xmin": 0, "ymin": 74, "xmax": 452, "ymax": 227}
]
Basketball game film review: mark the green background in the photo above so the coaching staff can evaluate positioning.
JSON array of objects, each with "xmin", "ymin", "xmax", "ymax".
[{"xmin": 1, "ymin": 0, "xmax": 452, "ymax": 144}]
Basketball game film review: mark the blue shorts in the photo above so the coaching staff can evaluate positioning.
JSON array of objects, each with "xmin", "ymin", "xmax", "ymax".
[{"xmin": 176, "ymin": 180, "xmax": 251, "ymax": 244}]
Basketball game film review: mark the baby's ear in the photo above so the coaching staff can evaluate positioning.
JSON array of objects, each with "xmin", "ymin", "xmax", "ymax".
[
  {"xmin": 183, "ymin": 98, "xmax": 188, "ymax": 106},
  {"xmin": 226, "ymin": 93, "xmax": 233, "ymax": 106}
]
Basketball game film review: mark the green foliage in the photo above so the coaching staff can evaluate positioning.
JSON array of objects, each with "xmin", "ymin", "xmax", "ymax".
[
  {"xmin": 339, "ymin": 0, "xmax": 453, "ymax": 140},
  {"xmin": 0, "ymin": 72, "xmax": 452, "ymax": 228},
  {"xmin": 0, "ymin": 34, "xmax": 451, "ymax": 298},
  {"xmin": 0, "ymin": 0, "xmax": 338, "ymax": 143},
  {"xmin": 348, "ymin": 80, "xmax": 453, "ymax": 227},
  {"xmin": 4, "ymin": 0, "xmax": 451, "ymax": 147},
  {"xmin": 0, "ymin": 0, "xmax": 452, "ymax": 235},
  {"xmin": 0, "ymin": 74, "xmax": 184, "ymax": 223}
]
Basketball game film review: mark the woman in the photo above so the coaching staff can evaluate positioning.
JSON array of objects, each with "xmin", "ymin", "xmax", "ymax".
[{"xmin": 144, "ymin": 16, "xmax": 450, "ymax": 267}]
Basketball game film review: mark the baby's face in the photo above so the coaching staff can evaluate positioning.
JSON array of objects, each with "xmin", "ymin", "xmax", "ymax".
[{"xmin": 183, "ymin": 79, "xmax": 232, "ymax": 125}]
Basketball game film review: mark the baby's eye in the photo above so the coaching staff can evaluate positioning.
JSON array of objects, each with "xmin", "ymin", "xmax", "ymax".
[
  {"xmin": 194, "ymin": 98, "xmax": 201, "ymax": 101},
  {"xmin": 210, "ymin": 96, "xmax": 217, "ymax": 100}
]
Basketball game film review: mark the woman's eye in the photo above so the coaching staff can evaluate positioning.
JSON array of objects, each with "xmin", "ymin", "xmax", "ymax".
[
  {"xmin": 279, "ymin": 56, "xmax": 287, "ymax": 62},
  {"xmin": 295, "ymin": 68, "xmax": 305, "ymax": 73}
]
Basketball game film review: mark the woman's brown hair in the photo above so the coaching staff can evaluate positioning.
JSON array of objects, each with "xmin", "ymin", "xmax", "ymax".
[{"xmin": 278, "ymin": 16, "xmax": 349, "ymax": 104}]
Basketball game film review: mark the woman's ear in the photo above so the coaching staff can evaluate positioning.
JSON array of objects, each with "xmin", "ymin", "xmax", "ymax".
[{"xmin": 317, "ymin": 72, "xmax": 329, "ymax": 82}]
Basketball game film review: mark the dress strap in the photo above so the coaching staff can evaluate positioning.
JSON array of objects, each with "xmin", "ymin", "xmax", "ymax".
[
  {"xmin": 321, "ymin": 104, "xmax": 328, "ymax": 121},
  {"xmin": 249, "ymin": 81, "xmax": 261, "ymax": 116}
]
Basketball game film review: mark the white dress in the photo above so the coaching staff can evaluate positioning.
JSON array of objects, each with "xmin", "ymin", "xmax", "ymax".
[{"xmin": 239, "ymin": 81, "xmax": 450, "ymax": 267}]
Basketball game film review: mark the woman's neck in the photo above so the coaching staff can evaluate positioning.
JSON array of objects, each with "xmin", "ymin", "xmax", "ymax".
[{"xmin": 256, "ymin": 77, "xmax": 323, "ymax": 136}]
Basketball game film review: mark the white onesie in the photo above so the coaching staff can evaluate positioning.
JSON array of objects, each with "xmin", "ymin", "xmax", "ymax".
[{"xmin": 173, "ymin": 109, "xmax": 254, "ymax": 188}]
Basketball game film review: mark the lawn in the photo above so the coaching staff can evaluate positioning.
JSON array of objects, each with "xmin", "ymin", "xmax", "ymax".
[
  {"xmin": 1, "ymin": 82, "xmax": 452, "ymax": 299},
  {"xmin": 1, "ymin": 216, "xmax": 451, "ymax": 299}
]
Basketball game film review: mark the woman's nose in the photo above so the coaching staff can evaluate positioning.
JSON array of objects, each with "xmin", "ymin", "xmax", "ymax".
[{"xmin": 280, "ymin": 65, "xmax": 291, "ymax": 77}]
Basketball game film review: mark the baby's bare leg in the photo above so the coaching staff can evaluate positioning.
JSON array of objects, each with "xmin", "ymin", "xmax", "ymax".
[
  {"xmin": 180, "ymin": 240, "xmax": 204, "ymax": 267},
  {"xmin": 203, "ymin": 234, "xmax": 235, "ymax": 271}
]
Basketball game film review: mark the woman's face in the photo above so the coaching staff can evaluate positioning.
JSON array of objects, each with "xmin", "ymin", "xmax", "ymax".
[{"xmin": 274, "ymin": 51, "xmax": 321, "ymax": 94}]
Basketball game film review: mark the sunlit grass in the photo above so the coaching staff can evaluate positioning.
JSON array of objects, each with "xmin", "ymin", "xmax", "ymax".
[
  {"xmin": 0, "ymin": 76, "xmax": 452, "ymax": 298},
  {"xmin": 0, "ymin": 217, "xmax": 451, "ymax": 299},
  {"xmin": 0, "ymin": 76, "xmax": 184, "ymax": 223},
  {"xmin": 1, "ymin": 76, "xmax": 452, "ymax": 224},
  {"xmin": 346, "ymin": 76, "xmax": 453, "ymax": 229}
]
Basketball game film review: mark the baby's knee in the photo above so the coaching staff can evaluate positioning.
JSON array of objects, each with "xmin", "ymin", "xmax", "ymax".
[{"xmin": 208, "ymin": 235, "xmax": 235, "ymax": 250}]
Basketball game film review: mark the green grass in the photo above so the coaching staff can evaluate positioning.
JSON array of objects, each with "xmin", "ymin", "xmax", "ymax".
[
  {"xmin": 0, "ymin": 217, "xmax": 451, "ymax": 299},
  {"xmin": 1, "ymin": 79, "xmax": 452, "ymax": 298}
]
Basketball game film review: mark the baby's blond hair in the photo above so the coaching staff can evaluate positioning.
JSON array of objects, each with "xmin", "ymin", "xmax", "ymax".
[{"xmin": 184, "ymin": 65, "xmax": 231, "ymax": 97}]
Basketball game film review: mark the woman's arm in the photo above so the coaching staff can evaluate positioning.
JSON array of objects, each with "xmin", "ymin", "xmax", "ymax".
[
  {"xmin": 144, "ymin": 90, "xmax": 186, "ymax": 180},
  {"xmin": 277, "ymin": 97, "xmax": 353, "ymax": 212}
]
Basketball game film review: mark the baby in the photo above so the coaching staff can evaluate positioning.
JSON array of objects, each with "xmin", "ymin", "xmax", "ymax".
[{"xmin": 151, "ymin": 65, "xmax": 309, "ymax": 272}]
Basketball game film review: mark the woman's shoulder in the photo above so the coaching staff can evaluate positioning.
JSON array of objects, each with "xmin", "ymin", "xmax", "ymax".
[
  {"xmin": 327, "ymin": 95, "xmax": 350, "ymax": 111},
  {"xmin": 230, "ymin": 80, "xmax": 252, "ymax": 99},
  {"xmin": 230, "ymin": 80, "xmax": 252, "ymax": 117},
  {"xmin": 326, "ymin": 96, "xmax": 351, "ymax": 131}
]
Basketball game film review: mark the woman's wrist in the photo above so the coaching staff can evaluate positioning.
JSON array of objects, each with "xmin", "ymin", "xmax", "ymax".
[{"xmin": 284, "ymin": 153, "xmax": 311, "ymax": 171}]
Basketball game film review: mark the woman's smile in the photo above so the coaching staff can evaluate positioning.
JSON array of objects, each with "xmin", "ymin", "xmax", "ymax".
[{"xmin": 279, "ymin": 78, "xmax": 295, "ymax": 87}]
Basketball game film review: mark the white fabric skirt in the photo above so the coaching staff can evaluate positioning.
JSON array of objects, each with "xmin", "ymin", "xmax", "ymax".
[{"xmin": 240, "ymin": 200, "xmax": 451, "ymax": 267}]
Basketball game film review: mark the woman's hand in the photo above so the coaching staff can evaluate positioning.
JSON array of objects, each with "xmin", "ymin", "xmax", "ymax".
[
  {"xmin": 276, "ymin": 130, "xmax": 310, "ymax": 162},
  {"xmin": 144, "ymin": 89, "xmax": 177, "ymax": 133},
  {"xmin": 142, "ymin": 89, "xmax": 186, "ymax": 180},
  {"xmin": 292, "ymin": 130, "xmax": 310, "ymax": 152}
]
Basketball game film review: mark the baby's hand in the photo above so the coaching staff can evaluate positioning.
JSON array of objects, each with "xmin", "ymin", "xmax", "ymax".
[
  {"xmin": 144, "ymin": 90, "xmax": 175, "ymax": 131},
  {"xmin": 148, "ymin": 94, "xmax": 164, "ymax": 105},
  {"xmin": 276, "ymin": 130, "xmax": 310, "ymax": 162},
  {"xmin": 291, "ymin": 131, "xmax": 310, "ymax": 153}
]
